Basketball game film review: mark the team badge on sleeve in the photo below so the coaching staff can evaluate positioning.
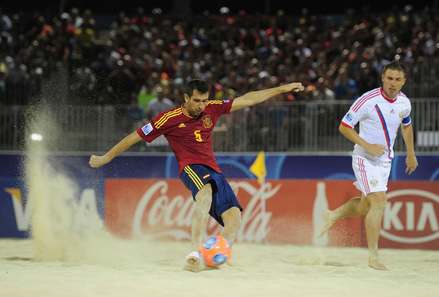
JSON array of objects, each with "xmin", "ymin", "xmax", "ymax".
[
  {"xmin": 141, "ymin": 123, "xmax": 153, "ymax": 135},
  {"xmin": 345, "ymin": 111, "xmax": 354, "ymax": 122}
]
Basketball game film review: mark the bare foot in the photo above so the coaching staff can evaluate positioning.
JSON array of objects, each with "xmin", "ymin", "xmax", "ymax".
[
  {"xmin": 183, "ymin": 251, "xmax": 219, "ymax": 272},
  {"xmin": 369, "ymin": 259, "xmax": 389, "ymax": 271},
  {"xmin": 186, "ymin": 251, "xmax": 200, "ymax": 264},
  {"xmin": 183, "ymin": 251, "xmax": 202, "ymax": 272},
  {"xmin": 183, "ymin": 260, "xmax": 219, "ymax": 272},
  {"xmin": 318, "ymin": 210, "xmax": 335, "ymax": 238}
]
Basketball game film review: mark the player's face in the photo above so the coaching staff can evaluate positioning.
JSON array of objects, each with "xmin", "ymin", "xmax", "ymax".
[
  {"xmin": 183, "ymin": 90, "xmax": 209, "ymax": 117},
  {"xmin": 381, "ymin": 69, "xmax": 406, "ymax": 99}
]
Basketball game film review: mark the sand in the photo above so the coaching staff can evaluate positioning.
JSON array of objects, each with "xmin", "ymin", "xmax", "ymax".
[{"xmin": 1, "ymin": 237, "xmax": 438, "ymax": 297}]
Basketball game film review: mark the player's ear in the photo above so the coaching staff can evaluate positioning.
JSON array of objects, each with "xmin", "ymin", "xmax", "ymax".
[
  {"xmin": 184, "ymin": 93, "xmax": 189, "ymax": 103},
  {"xmin": 401, "ymin": 77, "xmax": 406, "ymax": 86}
]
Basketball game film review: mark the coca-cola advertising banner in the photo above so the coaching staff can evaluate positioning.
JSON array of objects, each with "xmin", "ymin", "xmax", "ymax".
[{"xmin": 105, "ymin": 179, "xmax": 439, "ymax": 250}]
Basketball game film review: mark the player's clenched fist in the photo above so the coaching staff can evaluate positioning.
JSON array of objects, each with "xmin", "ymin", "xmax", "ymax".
[{"xmin": 89, "ymin": 155, "xmax": 108, "ymax": 168}]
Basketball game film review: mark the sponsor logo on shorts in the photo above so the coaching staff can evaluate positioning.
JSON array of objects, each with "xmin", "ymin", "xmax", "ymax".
[
  {"xmin": 345, "ymin": 112, "xmax": 354, "ymax": 121},
  {"xmin": 141, "ymin": 123, "xmax": 153, "ymax": 135},
  {"xmin": 370, "ymin": 179, "xmax": 379, "ymax": 187}
]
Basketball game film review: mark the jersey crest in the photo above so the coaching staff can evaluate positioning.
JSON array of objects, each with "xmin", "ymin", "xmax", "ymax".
[{"xmin": 202, "ymin": 115, "xmax": 213, "ymax": 128}]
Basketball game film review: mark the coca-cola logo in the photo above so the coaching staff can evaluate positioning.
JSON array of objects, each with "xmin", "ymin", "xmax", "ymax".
[
  {"xmin": 381, "ymin": 189, "xmax": 439, "ymax": 244},
  {"xmin": 131, "ymin": 180, "xmax": 280, "ymax": 243}
]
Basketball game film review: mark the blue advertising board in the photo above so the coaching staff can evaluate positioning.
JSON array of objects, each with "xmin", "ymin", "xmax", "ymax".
[{"xmin": 1, "ymin": 152, "xmax": 438, "ymax": 238}]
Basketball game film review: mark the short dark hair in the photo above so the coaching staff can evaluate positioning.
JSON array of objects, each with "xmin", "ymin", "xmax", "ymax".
[
  {"xmin": 383, "ymin": 60, "xmax": 406, "ymax": 77},
  {"xmin": 185, "ymin": 79, "xmax": 209, "ymax": 97}
]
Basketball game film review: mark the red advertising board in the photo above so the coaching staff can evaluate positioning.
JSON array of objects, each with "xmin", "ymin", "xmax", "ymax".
[
  {"xmin": 379, "ymin": 182, "xmax": 439, "ymax": 250},
  {"xmin": 105, "ymin": 179, "xmax": 439, "ymax": 249}
]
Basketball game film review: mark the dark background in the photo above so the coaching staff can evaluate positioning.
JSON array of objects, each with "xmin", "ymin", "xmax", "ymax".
[{"xmin": 1, "ymin": 0, "xmax": 436, "ymax": 16}]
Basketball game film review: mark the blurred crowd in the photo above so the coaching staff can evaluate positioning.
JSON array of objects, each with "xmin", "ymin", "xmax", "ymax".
[{"xmin": 0, "ymin": 4, "xmax": 438, "ymax": 110}]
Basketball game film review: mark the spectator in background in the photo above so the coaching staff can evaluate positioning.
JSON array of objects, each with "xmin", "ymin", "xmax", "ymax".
[
  {"xmin": 356, "ymin": 61, "xmax": 380, "ymax": 94},
  {"xmin": 69, "ymin": 61, "xmax": 96, "ymax": 104},
  {"xmin": 0, "ymin": 7, "xmax": 11, "ymax": 31},
  {"xmin": 312, "ymin": 77, "xmax": 338, "ymax": 138},
  {"xmin": 312, "ymin": 77, "xmax": 336, "ymax": 102},
  {"xmin": 333, "ymin": 67, "xmax": 358, "ymax": 100},
  {"xmin": 0, "ymin": 62, "xmax": 6, "ymax": 102},
  {"xmin": 105, "ymin": 58, "xmax": 136, "ymax": 105},
  {"xmin": 125, "ymin": 95, "xmax": 146, "ymax": 135},
  {"xmin": 215, "ymin": 80, "xmax": 236, "ymax": 100},
  {"xmin": 75, "ymin": 9, "xmax": 95, "ymax": 64},
  {"xmin": 267, "ymin": 98, "xmax": 289, "ymax": 151},
  {"xmin": 137, "ymin": 78, "xmax": 157, "ymax": 109},
  {"xmin": 372, "ymin": 49, "xmax": 390, "ymax": 75},
  {"xmin": 70, "ymin": 7, "xmax": 83, "ymax": 29},
  {"xmin": 145, "ymin": 86, "xmax": 175, "ymax": 151},
  {"xmin": 146, "ymin": 86, "xmax": 175, "ymax": 119}
]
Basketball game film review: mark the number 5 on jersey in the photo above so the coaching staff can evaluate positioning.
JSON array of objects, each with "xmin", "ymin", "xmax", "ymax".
[{"xmin": 194, "ymin": 130, "xmax": 202, "ymax": 142}]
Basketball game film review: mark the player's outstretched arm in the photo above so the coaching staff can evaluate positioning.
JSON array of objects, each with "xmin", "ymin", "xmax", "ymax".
[
  {"xmin": 230, "ymin": 82, "xmax": 303, "ymax": 111},
  {"xmin": 89, "ymin": 131, "xmax": 142, "ymax": 168}
]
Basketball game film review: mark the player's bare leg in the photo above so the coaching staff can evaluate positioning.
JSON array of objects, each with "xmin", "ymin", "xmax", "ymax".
[
  {"xmin": 365, "ymin": 192, "xmax": 389, "ymax": 271},
  {"xmin": 184, "ymin": 183, "xmax": 212, "ymax": 272},
  {"xmin": 318, "ymin": 195, "xmax": 367, "ymax": 237},
  {"xmin": 220, "ymin": 206, "xmax": 242, "ymax": 245},
  {"xmin": 220, "ymin": 207, "xmax": 242, "ymax": 266}
]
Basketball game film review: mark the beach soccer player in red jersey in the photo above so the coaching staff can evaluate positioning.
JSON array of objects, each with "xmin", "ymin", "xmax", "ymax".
[{"xmin": 89, "ymin": 79, "xmax": 303, "ymax": 271}]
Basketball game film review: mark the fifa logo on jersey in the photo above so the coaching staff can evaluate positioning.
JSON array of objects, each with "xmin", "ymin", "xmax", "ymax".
[
  {"xmin": 202, "ymin": 115, "xmax": 213, "ymax": 128},
  {"xmin": 142, "ymin": 123, "xmax": 153, "ymax": 135},
  {"xmin": 345, "ymin": 112, "xmax": 354, "ymax": 122}
]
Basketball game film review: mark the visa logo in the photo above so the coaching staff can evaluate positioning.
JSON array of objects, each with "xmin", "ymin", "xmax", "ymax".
[
  {"xmin": 5, "ymin": 188, "xmax": 31, "ymax": 231},
  {"xmin": 4, "ymin": 187, "xmax": 101, "ymax": 233}
]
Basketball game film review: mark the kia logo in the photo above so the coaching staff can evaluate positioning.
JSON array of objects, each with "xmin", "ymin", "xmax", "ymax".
[{"xmin": 381, "ymin": 189, "xmax": 439, "ymax": 244}]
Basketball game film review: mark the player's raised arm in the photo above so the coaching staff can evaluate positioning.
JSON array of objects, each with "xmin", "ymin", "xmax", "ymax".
[
  {"xmin": 89, "ymin": 131, "xmax": 142, "ymax": 168},
  {"xmin": 230, "ymin": 82, "xmax": 303, "ymax": 111}
]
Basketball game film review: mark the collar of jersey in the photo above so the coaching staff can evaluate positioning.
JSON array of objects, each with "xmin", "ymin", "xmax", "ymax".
[{"xmin": 380, "ymin": 87, "xmax": 397, "ymax": 103}]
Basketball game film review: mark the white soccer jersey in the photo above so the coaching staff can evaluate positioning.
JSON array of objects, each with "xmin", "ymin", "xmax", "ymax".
[{"xmin": 341, "ymin": 87, "xmax": 412, "ymax": 164}]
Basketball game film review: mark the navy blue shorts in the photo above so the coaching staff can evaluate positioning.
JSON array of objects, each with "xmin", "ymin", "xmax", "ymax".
[{"xmin": 180, "ymin": 164, "xmax": 243, "ymax": 226}]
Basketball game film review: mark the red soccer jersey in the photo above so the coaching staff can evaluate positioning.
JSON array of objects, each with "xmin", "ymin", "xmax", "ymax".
[{"xmin": 137, "ymin": 99, "xmax": 234, "ymax": 175}]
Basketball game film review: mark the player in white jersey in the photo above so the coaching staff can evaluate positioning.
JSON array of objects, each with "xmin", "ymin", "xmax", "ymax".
[{"xmin": 317, "ymin": 60, "xmax": 418, "ymax": 271}]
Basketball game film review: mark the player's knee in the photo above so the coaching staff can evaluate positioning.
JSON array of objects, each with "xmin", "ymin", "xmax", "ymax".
[
  {"xmin": 232, "ymin": 215, "xmax": 242, "ymax": 232},
  {"xmin": 222, "ymin": 207, "xmax": 242, "ymax": 231},
  {"xmin": 195, "ymin": 184, "xmax": 213, "ymax": 209},
  {"xmin": 368, "ymin": 192, "xmax": 387, "ymax": 210},
  {"xmin": 229, "ymin": 209, "xmax": 242, "ymax": 232}
]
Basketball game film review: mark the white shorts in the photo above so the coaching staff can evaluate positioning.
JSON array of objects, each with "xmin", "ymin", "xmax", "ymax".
[{"xmin": 352, "ymin": 155, "xmax": 391, "ymax": 196}]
